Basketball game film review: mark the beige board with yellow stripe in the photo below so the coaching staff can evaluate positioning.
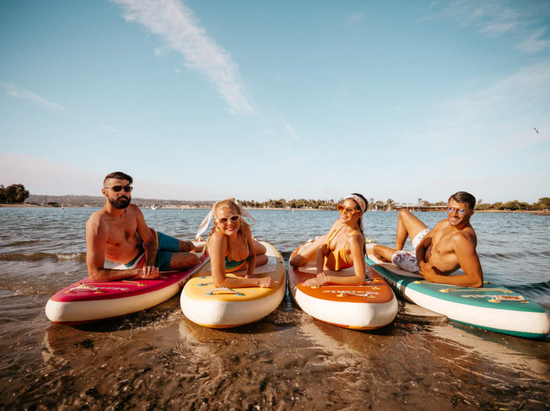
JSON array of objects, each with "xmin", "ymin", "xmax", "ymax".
[{"xmin": 180, "ymin": 241, "xmax": 286, "ymax": 328}]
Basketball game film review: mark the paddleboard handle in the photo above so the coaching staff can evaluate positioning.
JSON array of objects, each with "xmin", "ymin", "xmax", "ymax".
[{"xmin": 206, "ymin": 287, "xmax": 245, "ymax": 297}]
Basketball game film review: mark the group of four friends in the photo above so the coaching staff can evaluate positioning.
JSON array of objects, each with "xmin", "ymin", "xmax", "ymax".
[{"xmin": 86, "ymin": 171, "xmax": 483, "ymax": 290}]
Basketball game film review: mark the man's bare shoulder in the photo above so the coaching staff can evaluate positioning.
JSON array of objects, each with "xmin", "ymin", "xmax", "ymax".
[
  {"xmin": 86, "ymin": 208, "xmax": 108, "ymax": 229},
  {"xmin": 126, "ymin": 204, "xmax": 145, "ymax": 220},
  {"xmin": 451, "ymin": 227, "xmax": 477, "ymax": 247},
  {"xmin": 432, "ymin": 219, "xmax": 449, "ymax": 232}
]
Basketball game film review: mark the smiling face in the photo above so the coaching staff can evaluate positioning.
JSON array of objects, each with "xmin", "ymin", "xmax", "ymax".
[
  {"xmin": 339, "ymin": 198, "xmax": 362, "ymax": 224},
  {"xmin": 214, "ymin": 205, "xmax": 241, "ymax": 236},
  {"xmin": 102, "ymin": 178, "xmax": 132, "ymax": 210},
  {"xmin": 446, "ymin": 199, "xmax": 473, "ymax": 228}
]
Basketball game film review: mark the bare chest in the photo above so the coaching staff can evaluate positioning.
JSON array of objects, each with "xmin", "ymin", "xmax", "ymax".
[
  {"xmin": 430, "ymin": 231, "xmax": 456, "ymax": 257},
  {"xmin": 105, "ymin": 219, "xmax": 139, "ymax": 248}
]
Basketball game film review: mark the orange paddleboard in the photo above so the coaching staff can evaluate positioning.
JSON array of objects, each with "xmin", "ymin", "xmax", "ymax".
[{"xmin": 289, "ymin": 242, "xmax": 397, "ymax": 330}]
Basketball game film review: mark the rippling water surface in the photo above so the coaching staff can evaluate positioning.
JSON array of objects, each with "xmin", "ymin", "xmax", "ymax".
[
  {"xmin": 1, "ymin": 207, "xmax": 549, "ymax": 410},
  {"xmin": 1, "ymin": 207, "xmax": 549, "ymax": 306}
]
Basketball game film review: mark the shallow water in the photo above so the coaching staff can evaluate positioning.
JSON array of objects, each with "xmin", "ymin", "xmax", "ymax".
[{"xmin": 1, "ymin": 207, "xmax": 549, "ymax": 410}]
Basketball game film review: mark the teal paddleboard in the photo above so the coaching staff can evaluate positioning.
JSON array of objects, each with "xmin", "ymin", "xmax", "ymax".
[{"xmin": 366, "ymin": 247, "xmax": 550, "ymax": 339}]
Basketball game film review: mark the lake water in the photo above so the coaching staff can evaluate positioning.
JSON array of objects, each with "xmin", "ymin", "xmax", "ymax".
[{"xmin": 1, "ymin": 207, "xmax": 549, "ymax": 410}]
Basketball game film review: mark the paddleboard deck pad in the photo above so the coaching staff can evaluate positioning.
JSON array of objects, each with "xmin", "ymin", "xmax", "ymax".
[
  {"xmin": 45, "ymin": 254, "xmax": 208, "ymax": 325},
  {"xmin": 289, "ymin": 241, "xmax": 397, "ymax": 330},
  {"xmin": 366, "ymin": 245, "xmax": 550, "ymax": 338},
  {"xmin": 181, "ymin": 241, "xmax": 286, "ymax": 328}
]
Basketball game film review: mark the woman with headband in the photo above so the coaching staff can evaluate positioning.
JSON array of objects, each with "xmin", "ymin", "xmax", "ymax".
[
  {"xmin": 289, "ymin": 193, "xmax": 369, "ymax": 287},
  {"xmin": 196, "ymin": 199, "xmax": 274, "ymax": 289}
]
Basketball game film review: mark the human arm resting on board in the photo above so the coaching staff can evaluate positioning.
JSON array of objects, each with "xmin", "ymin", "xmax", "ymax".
[
  {"xmin": 420, "ymin": 233, "xmax": 483, "ymax": 288},
  {"xmin": 316, "ymin": 244, "xmax": 327, "ymax": 276},
  {"xmin": 244, "ymin": 226, "xmax": 257, "ymax": 278},
  {"xmin": 85, "ymin": 217, "xmax": 144, "ymax": 281},
  {"xmin": 209, "ymin": 232, "xmax": 274, "ymax": 289},
  {"xmin": 304, "ymin": 234, "xmax": 366, "ymax": 286},
  {"xmin": 289, "ymin": 220, "xmax": 341, "ymax": 267},
  {"xmin": 134, "ymin": 207, "xmax": 159, "ymax": 279},
  {"xmin": 415, "ymin": 222, "xmax": 439, "ymax": 264}
]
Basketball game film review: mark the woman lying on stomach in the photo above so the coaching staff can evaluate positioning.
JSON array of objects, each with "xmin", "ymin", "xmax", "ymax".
[
  {"xmin": 200, "ymin": 199, "xmax": 274, "ymax": 289},
  {"xmin": 289, "ymin": 193, "xmax": 370, "ymax": 287}
]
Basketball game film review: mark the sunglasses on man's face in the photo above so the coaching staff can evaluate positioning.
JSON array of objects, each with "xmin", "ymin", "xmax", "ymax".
[
  {"xmin": 216, "ymin": 215, "xmax": 241, "ymax": 224},
  {"xmin": 104, "ymin": 185, "xmax": 133, "ymax": 193},
  {"xmin": 446, "ymin": 207, "xmax": 469, "ymax": 215}
]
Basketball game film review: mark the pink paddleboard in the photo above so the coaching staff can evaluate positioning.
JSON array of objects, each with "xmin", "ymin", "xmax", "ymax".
[{"xmin": 45, "ymin": 254, "xmax": 209, "ymax": 325}]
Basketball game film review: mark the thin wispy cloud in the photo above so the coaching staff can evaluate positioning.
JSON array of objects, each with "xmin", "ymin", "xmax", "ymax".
[
  {"xmin": 425, "ymin": 0, "xmax": 550, "ymax": 52},
  {"xmin": 441, "ymin": 0, "xmax": 520, "ymax": 34},
  {"xmin": 284, "ymin": 121, "xmax": 302, "ymax": 141},
  {"xmin": 2, "ymin": 83, "xmax": 68, "ymax": 112},
  {"xmin": 479, "ymin": 22, "xmax": 518, "ymax": 36},
  {"xmin": 99, "ymin": 124, "xmax": 121, "ymax": 133},
  {"xmin": 111, "ymin": 0, "xmax": 255, "ymax": 116},
  {"xmin": 517, "ymin": 27, "xmax": 550, "ymax": 53},
  {"xmin": 409, "ymin": 60, "xmax": 550, "ymax": 151}
]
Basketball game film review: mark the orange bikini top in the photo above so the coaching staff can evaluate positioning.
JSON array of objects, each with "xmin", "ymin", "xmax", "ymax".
[{"xmin": 322, "ymin": 227, "xmax": 354, "ymax": 271}]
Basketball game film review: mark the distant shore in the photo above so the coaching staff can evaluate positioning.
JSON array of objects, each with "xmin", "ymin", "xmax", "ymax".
[{"xmin": 2, "ymin": 203, "xmax": 549, "ymax": 215}]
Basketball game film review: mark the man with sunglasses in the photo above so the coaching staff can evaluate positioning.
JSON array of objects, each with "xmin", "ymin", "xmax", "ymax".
[
  {"xmin": 85, "ymin": 171, "xmax": 201, "ymax": 281},
  {"xmin": 372, "ymin": 191, "xmax": 483, "ymax": 287}
]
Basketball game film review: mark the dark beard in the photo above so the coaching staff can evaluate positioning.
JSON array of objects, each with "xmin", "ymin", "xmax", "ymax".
[{"xmin": 110, "ymin": 196, "xmax": 131, "ymax": 210}]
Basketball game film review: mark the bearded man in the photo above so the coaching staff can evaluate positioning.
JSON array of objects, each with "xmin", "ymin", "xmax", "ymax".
[{"xmin": 85, "ymin": 171, "xmax": 201, "ymax": 281}]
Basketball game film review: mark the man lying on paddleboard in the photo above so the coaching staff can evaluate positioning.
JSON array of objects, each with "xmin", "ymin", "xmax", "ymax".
[
  {"xmin": 372, "ymin": 191, "xmax": 483, "ymax": 288},
  {"xmin": 85, "ymin": 171, "xmax": 203, "ymax": 281}
]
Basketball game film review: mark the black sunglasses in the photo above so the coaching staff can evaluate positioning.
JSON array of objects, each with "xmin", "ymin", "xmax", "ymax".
[{"xmin": 104, "ymin": 185, "xmax": 133, "ymax": 193}]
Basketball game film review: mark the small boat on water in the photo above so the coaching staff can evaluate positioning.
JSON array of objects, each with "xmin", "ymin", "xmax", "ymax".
[{"xmin": 151, "ymin": 204, "xmax": 162, "ymax": 210}]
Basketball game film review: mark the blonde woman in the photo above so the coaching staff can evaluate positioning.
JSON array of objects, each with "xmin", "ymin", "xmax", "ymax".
[
  {"xmin": 289, "ymin": 193, "xmax": 369, "ymax": 286},
  {"xmin": 198, "ymin": 199, "xmax": 274, "ymax": 289}
]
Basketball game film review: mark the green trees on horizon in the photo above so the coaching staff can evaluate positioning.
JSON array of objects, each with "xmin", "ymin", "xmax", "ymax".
[
  {"xmin": 0, "ymin": 184, "xmax": 29, "ymax": 204},
  {"xmin": 6, "ymin": 183, "xmax": 550, "ymax": 212},
  {"xmin": 238, "ymin": 197, "xmax": 550, "ymax": 211}
]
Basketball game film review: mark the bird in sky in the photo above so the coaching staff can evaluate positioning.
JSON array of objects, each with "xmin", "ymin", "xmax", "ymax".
[{"xmin": 534, "ymin": 127, "xmax": 539, "ymax": 134}]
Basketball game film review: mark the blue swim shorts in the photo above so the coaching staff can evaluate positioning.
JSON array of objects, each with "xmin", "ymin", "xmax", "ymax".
[{"xmin": 124, "ymin": 230, "xmax": 180, "ymax": 271}]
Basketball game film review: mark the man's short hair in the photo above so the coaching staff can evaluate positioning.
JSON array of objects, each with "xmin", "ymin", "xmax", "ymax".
[
  {"xmin": 449, "ymin": 191, "xmax": 476, "ymax": 210},
  {"xmin": 104, "ymin": 171, "xmax": 133, "ymax": 185}
]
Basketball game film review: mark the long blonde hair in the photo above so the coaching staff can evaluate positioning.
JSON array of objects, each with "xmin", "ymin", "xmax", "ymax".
[{"xmin": 204, "ymin": 199, "xmax": 250, "ymax": 261}]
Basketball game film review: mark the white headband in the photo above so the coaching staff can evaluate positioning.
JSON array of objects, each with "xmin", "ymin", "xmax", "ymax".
[
  {"xmin": 195, "ymin": 200, "xmax": 255, "ymax": 239},
  {"xmin": 344, "ymin": 195, "xmax": 367, "ymax": 213}
]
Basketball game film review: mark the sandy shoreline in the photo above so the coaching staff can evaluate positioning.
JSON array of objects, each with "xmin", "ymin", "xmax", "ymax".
[
  {"xmin": 2, "ymin": 291, "xmax": 549, "ymax": 410},
  {"xmin": 1, "ymin": 253, "xmax": 549, "ymax": 410}
]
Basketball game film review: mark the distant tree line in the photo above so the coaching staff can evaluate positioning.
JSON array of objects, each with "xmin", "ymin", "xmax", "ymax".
[
  {"xmin": 5, "ymin": 183, "xmax": 549, "ymax": 212},
  {"xmin": 239, "ymin": 197, "xmax": 550, "ymax": 211},
  {"xmin": 239, "ymin": 198, "xmax": 338, "ymax": 209},
  {"xmin": 0, "ymin": 184, "xmax": 29, "ymax": 204},
  {"xmin": 474, "ymin": 197, "xmax": 550, "ymax": 211}
]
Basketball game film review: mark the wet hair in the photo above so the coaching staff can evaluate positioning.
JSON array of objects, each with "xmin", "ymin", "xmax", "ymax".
[
  {"xmin": 205, "ymin": 199, "xmax": 250, "ymax": 261},
  {"xmin": 449, "ymin": 191, "xmax": 476, "ymax": 210},
  {"xmin": 104, "ymin": 171, "xmax": 133, "ymax": 185}
]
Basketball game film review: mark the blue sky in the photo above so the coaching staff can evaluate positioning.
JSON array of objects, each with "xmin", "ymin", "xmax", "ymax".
[{"xmin": 1, "ymin": 0, "xmax": 549, "ymax": 204}]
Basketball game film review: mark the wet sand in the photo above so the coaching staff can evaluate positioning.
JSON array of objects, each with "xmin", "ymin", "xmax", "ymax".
[{"xmin": 1, "ymin": 262, "xmax": 549, "ymax": 410}]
